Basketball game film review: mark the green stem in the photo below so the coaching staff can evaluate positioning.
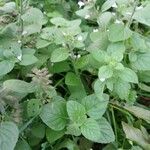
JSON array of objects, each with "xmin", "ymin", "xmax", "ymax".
[
  {"xmin": 19, "ymin": 116, "xmax": 36, "ymax": 133},
  {"xmin": 127, "ymin": 0, "xmax": 138, "ymax": 27},
  {"xmin": 20, "ymin": 0, "xmax": 23, "ymax": 34},
  {"xmin": 54, "ymin": 77, "xmax": 64, "ymax": 88},
  {"xmin": 111, "ymin": 106, "xmax": 118, "ymax": 146},
  {"xmin": 15, "ymin": 0, "xmax": 19, "ymax": 11}
]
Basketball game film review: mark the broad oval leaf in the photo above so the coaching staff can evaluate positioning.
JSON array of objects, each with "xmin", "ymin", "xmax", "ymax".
[
  {"xmin": 81, "ymin": 118, "xmax": 101, "ymax": 143},
  {"xmin": 118, "ymin": 67, "xmax": 138, "ymax": 83},
  {"xmin": 81, "ymin": 117, "xmax": 115, "ymax": 143},
  {"xmin": 51, "ymin": 48, "xmax": 69, "ymax": 63},
  {"xmin": 46, "ymin": 128, "xmax": 65, "ymax": 143},
  {"xmin": 108, "ymin": 24, "xmax": 132, "ymax": 42},
  {"xmin": 19, "ymin": 54, "xmax": 38, "ymax": 66},
  {"xmin": 133, "ymin": 5, "xmax": 150, "ymax": 27},
  {"xmin": 40, "ymin": 101, "xmax": 68, "ymax": 131},
  {"xmin": 0, "ymin": 60, "xmax": 15, "ymax": 76},
  {"xmin": 67, "ymin": 101, "xmax": 87, "ymax": 126},
  {"xmin": 97, "ymin": 117, "xmax": 115, "ymax": 143},
  {"xmin": 0, "ymin": 121, "xmax": 19, "ymax": 150},
  {"xmin": 81, "ymin": 94, "xmax": 109, "ymax": 119},
  {"xmin": 21, "ymin": 8, "xmax": 43, "ymax": 35},
  {"xmin": 124, "ymin": 105, "xmax": 150, "ymax": 123},
  {"xmin": 122, "ymin": 122, "xmax": 150, "ymax": 149},
  {"xmin": 27, "ymin": 99, "xmax": 42, "ymax": 117},
  {"xmin": 130, "ymin": 52, "xmax": 150, "ymax": 71},
  {"xmin": 3, "ymin": 79, "xmax": 36, "ymax": 93},
  {"xmin": 98, "ymin": 65, "xmax": 113, "ymax": 81}
]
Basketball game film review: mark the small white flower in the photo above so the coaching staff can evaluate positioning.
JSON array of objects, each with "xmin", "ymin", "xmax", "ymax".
[
  {"xmin": 78, "ymin": 1, "xmax": 85, "ymax": 8},
  {"xmin": 43, "ymin": 11, "xmax": 46, "ymax": 15},
  {"xmin": 17, "ymin": 54, "xmax": 22, "ymax": 61},
  {"xmin": 126, "ymin": 12, "xmax": 132, "ymax": 15},
  {"xmin": 107, "ymin": 29, "xmax": 109, "ymax": 32},
  {"xmin": 136, "ymin": 6, "xmax": 143, "ymax": 10},
  {"xmin": 112, "ymin": 12, "xmax": 115, "ymax": 16},
  {"xmin": 115, "ymin": 19, "xmax": 121, "ymax": 24},
  {"xmin": 85, "ymin": 14, "xmax": 90, "ymax": 19},
  {"xmin": 22, "ymin": 30, "xmax": 28, "ymax": 36},
  {"xmin": 100, "ymin": 78, "xmax": 106, "ymax": 82},
  {"xmin": 93, "ymin": 29, "xmax": 98, "ymax": 32},
  {"xmin": 17, "ymin": 40, "xmax": 21, "ymax": 44},
  {"xmin": 112, "ymin": 2, "xmax": 117, "ymax": 8},
  {"xmin": 77, "ymin": 35, "xmax": 83, "ymax": 41},
  {"xmin": 62, "ymin": 43, "xmax": 66, "ymax": 47},
  {"xmin": 73, "ymin": 54, "xmax": 77, "ymax": 59},
  {"xmin": 77, "ymin": 54, "xmax": 81, "ymax": 58},
  {"xmin": 62, "ymin": 32, "xmax": 67, "ymax": 36}
]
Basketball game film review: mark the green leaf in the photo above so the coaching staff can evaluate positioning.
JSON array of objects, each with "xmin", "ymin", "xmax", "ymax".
[
  {"xmin": 130, "ymin": 52, "xmax": 150, "ymax": 71},
  {"xmin": 19, "ymin": 54, "xmax": 38, "ymax": 66},
  {"xmin": 91, "ymin": 50, "xmax": 110, "ymax": 64},
  {"xmin": 3, "ymin": 79, "xmax": 36, "ymax": 93},
  {"xmin": 50, "ymin": 17, "xmax": 81, "ymax": 27},
  {"xmin": 36, "ymin": 39, "xmax": 50, "ymax": 49},
  {"xmin": 31, "ymin": 123, "xmax": 45, "ymax": 139},
  {"xmin": 81, "ymin": 118, "xmax": 101, "ymax": 143},
  {"xmin": 46, "ymin": 128, "xmax": 65, "ymax": 143},
  {"xmin": 66, "ymin": 123, "xmax": 81, "ymax": 136},
  {"xmin": 97, "ymin": 12, "xmax": 113, "ymax": 29},
  {"xmin": 98, "ymin": 65, "xmax": 113, "ymax": 81},
  {"xmin": 0, "ymin": 60, "xmax": 15, "ymax": 76},
  {"xmin": 97, "ymin": 117, "xmax": 115, "ymax": 143},
  {"xmin": 0, "ymin": 2, "xmax": 16, "ymax": 14},
  {"xmin": 53, "ymin": 138, "xmax": 79, "ymax": 150},
  {"xmin": 51, "ymin": 47, "xmax": 69, "ymax": 63},
  {"xmin": 118, "ymin": 67, "xmax": 138, "ymax": 83},
  {"xmin": 15, "ymin": 139, "xmax": 31, "ymax": 150},
  {"xmin": 67, "ymin": 101, "xmax": 87, "ymax": 126},
  {"xmin": 27, "ymin": 99, "xmax": 42, "ymax": 117},
  {"xmin": 49, "ymin": 61, "xmax": 70, "ymax": 73},
  {"xmin": 107, "ymin": 42, "xmax": 125, "ymax": 61},
  {"xmin": 122, "ymin": 122, "xmax": 150, "ymax": 149},
  {"xmin": 94, "ymin": 79, "xmax": 105, "ymax": 97},
  {"xmin": 81, "ymin": 94, "xmax": 109, "ymax": 119},
  {"xmin": 130, "ymin": 146, "xmax": 143, "ymax": 150},
  {"xmin": 0, "ymin": 122, "xmax": 19, "ymax": 150},
  {"xmin": 101, "ymin": 0, "xmax": 116, "ymax": 12},
  {"xmin": 40, "ymin": 101, "xmax": 68, "ymax": 131},
  {"xmin": 139, "ymin": 83, "xmax": 150, "ymax": 92},
  {"xmin": 124, "ymin": 105, "xmax": 150, "ymax": 123},
  {"xmin": 133, "ymin": 5, "xmax": 150, "ymax": 26},
  {"xmin": 108, "ymin": 24, "xmax": 132, "ymax": 42},
  {"xmin": 131, "ymin": 32, "xmax": 148, "ymax": 52},
  {"xmin": 74, "ymin": 55, "xmax": 89, "ymax": 69},
  {"xmin": 114, "ymin": 78, "xmax": 131, "ymax": 100},
  {"xmin": 65, "ymin": 72, "xmax": 80, "ymax": 86},
  {"xmin": 81, "ymin": 117, "xmax": 115, "ymax": 143},
  {"xmin": 21, "ymin": 8, "xmax": 43, "ymax": 35},
  {"xmin": 89, "ymin": 31, "xmax": 109, "ymax": 51}
]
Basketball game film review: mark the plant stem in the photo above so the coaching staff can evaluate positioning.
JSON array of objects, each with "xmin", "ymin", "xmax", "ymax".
[
  {"xmin": 111, "ymin": 106, "xmax": 118, "ymax": 146},
  {"xmin": 20, "ymin": 0, "xmax": 23, "ymax": 34},
  {"xmin": 54, "ymin": 77, "xmax": 64, "ymax": 88},
  {"xmin": 127, "ymin": 0, "xmax": 138, "ymax": 27},
  {"xmin": 15, "ymin": 0, "xmax": 19, "ymax": 11}
]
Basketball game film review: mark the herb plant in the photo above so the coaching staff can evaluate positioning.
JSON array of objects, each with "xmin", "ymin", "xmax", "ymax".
[{"xmin": 0, "ymin": 0, "xmax": 150, "ymax": 150}]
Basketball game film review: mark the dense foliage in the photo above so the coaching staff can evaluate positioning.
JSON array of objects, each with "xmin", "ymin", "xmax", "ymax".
[{"xmin": 0, "ymin": 0, "xmax": 150, "ymax": 149}]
